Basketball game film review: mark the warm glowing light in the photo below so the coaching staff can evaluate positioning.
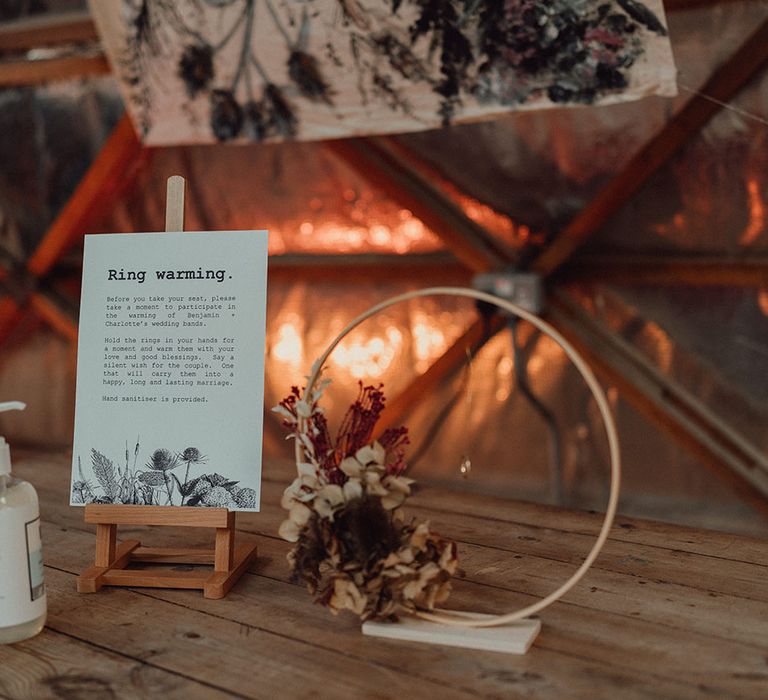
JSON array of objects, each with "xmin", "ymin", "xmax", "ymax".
[
  {"xmin": 652, "ymin": 211, "xmax": 685, "ymax": 240},
  {"xmin": 370, "ymin": 225, "xmax": 392, "ymax": 246},
  {"xmin": 411, "ymin": 312, "xmax": 448, "ymax": 372},
  {"xmin": 497, "ymin": 356, "xmax": 514, "ymax": 376},
  {"xmin": 267, "ymin": 230, "xmax": 287, "ymax": 255},
  {"xmin": 273, "ymin": 321, "xmax": 303, "ymax": 368},
  {"xmin": 453, "ymin": 190, "xmax": 535, "ymax": 248},
  {"xmin": 739, "ymin": 178, "xmax": 765, "ymax": 246},
  {"xmin": 527, "ymin": 355, "xmax": 544, "ymax": 376},
  {"xmin": 263, "ymin": 200, "xmax": 444, "ymax": 255},
  {"xmin": 386, "ymin": 327, "xmax": 403, "ymax": 346},
  {"xmin": 643, "ymin": 322, "xmax": 673, "ymax": 374},
  {"xmin": 758, "ymin": 288, "xmax": 768, "ymax": 317},
  {"xmin": 333, "ymin": 333, "xmax": 398, "ymax": 378}
]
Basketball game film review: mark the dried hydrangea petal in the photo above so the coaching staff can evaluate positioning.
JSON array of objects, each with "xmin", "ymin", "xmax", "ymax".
[
  {"xmin": 339, "ymin": 456, "xmax": 362, "ymax": 477},
  {"xmin": 342, "ymin": 478, "xmax": 363, "ymax": 501},
  {"xmin": 410, "ymin": 522, "xmax": 431, "ymax": 550},
  {"xmin": 279, "ymin": 518, "xmax": 301, "ymax": 542},
  {"xmin": 381, "ymin": 491, "xmax": 406, "ymax": 510},
  {"xmin": 289, "ymin": 502, "xmax": 312, "ymax": 527},
  {"xmin": 314, "ymin": 484, "xmax": 345, "ymax": 519},
  {"xmin": 384, "ymin": 475, "xmax": 413, "ymax": 494},
  {"xmin": 355, "ymin": 442, "xmax": 385, "ymax": 466}
]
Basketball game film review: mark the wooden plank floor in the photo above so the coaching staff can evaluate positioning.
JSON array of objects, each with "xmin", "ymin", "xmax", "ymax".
[{"xmin": 2, "ymin": 452, "xmax": 767, "ymax": 699}]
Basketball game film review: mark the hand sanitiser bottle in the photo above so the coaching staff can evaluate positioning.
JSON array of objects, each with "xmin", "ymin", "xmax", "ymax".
[{"xmin": 0, "ymin": 401, "xmax": 46, "ymax": 644}]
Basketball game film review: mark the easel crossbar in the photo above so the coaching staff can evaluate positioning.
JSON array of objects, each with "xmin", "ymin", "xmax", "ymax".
[{"xmin": 84, "ymin": 504, "xmax": 232, "ymax": 528}]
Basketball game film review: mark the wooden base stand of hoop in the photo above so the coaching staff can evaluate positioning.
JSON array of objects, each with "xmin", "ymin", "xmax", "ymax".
[
  {"xmin": 363, "ymin": 615, "xmax": 541, "ymax": 654},
  {"xmin": 301, "ymin": 286, "xmax": 622, "ymax": 654},
  {"xmin": 76, "ymin": 176, "xmax": 257, "ymax": 599}
]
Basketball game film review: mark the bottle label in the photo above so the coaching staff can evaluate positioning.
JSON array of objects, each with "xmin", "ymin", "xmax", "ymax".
[
  {"xmin": 26, "ymin": 518, "xmax": 45, "ymax": 601},
  {"xmin": 0, "ymin": 502, "xmax": 47, "ymax": 628}
]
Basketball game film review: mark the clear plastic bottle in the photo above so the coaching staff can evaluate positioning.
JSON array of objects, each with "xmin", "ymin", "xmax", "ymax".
[{"xmin": 0, "ymin": 402, "xmax": 46, "ymax": 644}]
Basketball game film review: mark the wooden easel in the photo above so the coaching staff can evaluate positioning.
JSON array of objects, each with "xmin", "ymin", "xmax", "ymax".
[{"xmin": 76, "ymin": 176, "xmax": 258, "ymax": 599}]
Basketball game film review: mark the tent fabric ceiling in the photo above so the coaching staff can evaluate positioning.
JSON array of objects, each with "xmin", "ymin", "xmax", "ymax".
[{"xmin": 570, "ymin": 282, "xmax": 768, "ymax": 445}]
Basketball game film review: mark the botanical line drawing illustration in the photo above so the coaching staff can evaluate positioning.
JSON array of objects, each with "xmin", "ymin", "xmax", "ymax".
[{"xmin": 72, "ymin": 438, "xmax": 257, "ymax": 509}]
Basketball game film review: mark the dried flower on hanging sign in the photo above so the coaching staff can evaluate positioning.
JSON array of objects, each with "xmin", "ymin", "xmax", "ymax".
[
  {"xmin": 274, "ymin": 379, "xmax": 458, "ymax": 621},
  {"xmin": 178, "ymin": 44, "xmax": 215, "ymax": 98}
]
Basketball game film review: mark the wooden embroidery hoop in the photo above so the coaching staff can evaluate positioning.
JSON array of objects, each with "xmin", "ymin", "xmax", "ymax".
[{"xmin": 297, "ymin": 287, "xmax": 621, "ymax": 646}]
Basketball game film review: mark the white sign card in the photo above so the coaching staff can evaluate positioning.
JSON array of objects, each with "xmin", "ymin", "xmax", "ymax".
[{"xmin": 70, "ymin": 230, "xmax": 268, "ymax": 512}]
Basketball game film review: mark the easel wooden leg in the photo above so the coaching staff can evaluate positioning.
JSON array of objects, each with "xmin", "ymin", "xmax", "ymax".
[
  {"xmin": 95, "ymin": 524, "xmax": 117, "ymax": 566},
  {"xmin": 215, "ymin": 525, "xmax": 235, "ymax": 572},
  {"xmin": 77, "ymin": 539, "xmax": 141, "ymax": 593},
  {"xmin": 206, "ymin": 512, "xmax": 257, "ymax": 599},
  {"xmin": 204, "ymin": 543, "xmax": 259, "ymax": 600},
  {"xmin": 214, "ymin": 512, "xmax": 235, "ymax": 572}
]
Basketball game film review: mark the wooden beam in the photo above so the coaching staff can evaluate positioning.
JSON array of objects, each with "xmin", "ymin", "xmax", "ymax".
[
  {"xmin": 0, "ymin": 266, "xmax": 78, "ymax": 341},
  {"xmin": 532, "ymin": 18, "xmax": 768, "ymax": 277},
  {"xmin": 0, "ymin": 10, "xmax": 98, "ymax": 51},
  {"xmin": 28, "ymin": 114, "xmax": 141, "ymax": 277},
  {"xmin": 327, "ymin": 138, "xmax": 506, "ymax": 273},
  {"xmin": 548, "ymin": 290, "xmax": 768, "ymax": 517},
  {"xmin": 0, "ymin": 53, "xmax": 109, "ymax": 87},
  {"xmin": 268, "ymin": 252, "xmax": 470, "ymax": 284},
  {"xmin": 0, "ymin": 113, "xmax": 143, "ymax": 343},
  {"xmin": 376, "ymin": 136, "xmax": 521, "ymax": 263},
  {"xmin": 27, "ymin": 292, "xmax": 78, "ymax": 342},
  {"xmin": 566, "ymin": 255, "xmax": 768, "ymax": 287},
  {"xmin": 373, "ymin": 314, "xmax": 507, "ymax": 438}
]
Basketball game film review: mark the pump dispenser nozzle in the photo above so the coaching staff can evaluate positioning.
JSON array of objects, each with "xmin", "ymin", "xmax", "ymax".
[{"xmin": 0, "ymin": 402, "xmax": 25, "ymax": 476}]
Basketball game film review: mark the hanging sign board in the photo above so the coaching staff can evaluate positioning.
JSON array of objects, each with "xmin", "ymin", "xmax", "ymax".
[
  {"xmin": 70, "ymin": 230, "xmax": 268, "ymax": 512},
  {"xmin": 90, "ymin": 0, "xmax": 677, "ymax": 145}
]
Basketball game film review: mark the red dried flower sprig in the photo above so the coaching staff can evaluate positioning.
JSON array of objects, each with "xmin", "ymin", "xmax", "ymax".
[{"xmin": 276, "ymin": 382, "xmax": 410, "ymax": 483}]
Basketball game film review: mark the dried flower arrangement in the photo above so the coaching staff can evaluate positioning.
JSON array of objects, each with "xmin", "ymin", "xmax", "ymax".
[{"xmin": 274, "ymin": 379, "xmax": 458, "ymax": 621}]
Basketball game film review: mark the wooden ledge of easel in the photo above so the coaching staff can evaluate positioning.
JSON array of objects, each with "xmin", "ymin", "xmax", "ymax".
[{"xmin": 77, "ymin": 504, "xmax": 258, "ymax": 599}]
